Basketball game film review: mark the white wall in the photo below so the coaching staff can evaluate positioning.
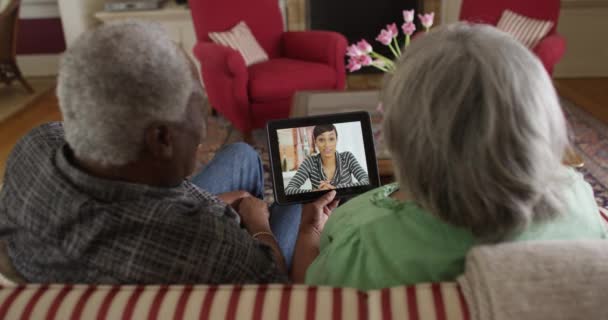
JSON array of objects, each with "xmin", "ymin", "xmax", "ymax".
[
  {"xmin": 334, "ymin": 122, "xmax": 368, "ymax": 176},
  {"xmin": 20, "ymin": 0, "xmax": 59, "ymax": 18},
  {"xmin": 554, "ymin": 0, "xmax": 608, "ymax": 77},
  {"xmin": 441, "ymin": 0, "xmax": 608, "ymax": 78},
  {"xmin": 57, "ymin": 0, "xmax": 104, "ymax": 48}
]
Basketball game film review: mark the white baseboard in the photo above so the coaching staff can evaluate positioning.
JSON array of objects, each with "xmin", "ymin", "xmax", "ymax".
[{"xmin": 17, "ymin": 54, "xmax": 61, "ymax": 76}]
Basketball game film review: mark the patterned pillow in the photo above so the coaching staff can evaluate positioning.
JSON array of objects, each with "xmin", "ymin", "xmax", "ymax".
[
  {"xmin": 496, "ymin": 10, "xmax": 554, "ymax": 48},
  {"xmin": 209, "ymin": 21, "xmax": 269, "ymax": 66}
]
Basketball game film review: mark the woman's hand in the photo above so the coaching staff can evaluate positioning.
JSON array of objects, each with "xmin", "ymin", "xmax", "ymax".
[
  {"xmin": 238, "ymin": 197, "xmax": 271, "ymax": 234},
  {"xmin": 300, "ymin": 190, "xmax": 339, "ymax": 236},
  {"xmin": 317, "ymin": 180, "xmax": 336, "ymax": 191},
  {"xmin": 291, "ymin": 190, "xmax": 339, "ymax": 282}
]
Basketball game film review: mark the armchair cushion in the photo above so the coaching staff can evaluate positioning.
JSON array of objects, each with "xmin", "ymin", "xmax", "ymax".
[
  {"xmin": 282, "ymin": 31, "xmax": 347, "ymax": 66},
  {"xmin": 248, "ymin": 58, "xmax": 337, "ymax": 102},
  {"xmin": 209, "ymin": 21, "xmax": 269, "ymax": 66},
  {"xmin": 497, "ymin": 10, "xmax": 554, "ymax": 48}
]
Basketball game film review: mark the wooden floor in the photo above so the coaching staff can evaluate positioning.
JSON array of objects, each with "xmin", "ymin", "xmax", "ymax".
[
  {"xmin": 555, "ymin": 78, "xmax": 608, "ymax": 124},
  {"xmin": 0, "ymin": 77, "xmax": 606, "ymax": 179}
]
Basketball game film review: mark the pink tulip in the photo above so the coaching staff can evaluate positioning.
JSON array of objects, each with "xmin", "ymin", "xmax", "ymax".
[
  {"xmin": 346, "ymin": 44, "xmax": 362, "ymax": 57},
  {"xmin": 403, "ymin": 9, "xmax": 415, "ymax": 23},
  {"xmin": 358, "ymin": 54, "xmax": 373, "ymax": 66},
  {"xmin": 387, "ymin": 23, "xmax": 398, "ymax": 37},
  {"xmin": 418, "ymin": 12, "xmax": 435, "ymax": 29},
  {"xmin": 356, "ymin": 39, "xmax": 373, "ymax": 54},
  {"xmin": 376, "ymin": 24, "xmax": 398, "ymax": 45},
  {"xmin": 376, "ymin": 29, "xmax": 393, "ymax": 45},
  {"xmin": 347, "ymin": 57, "xmax": 362, "ymax": 72},
  {"xmin": 401, "ymin": 22, "xmax": 416, "ymax": 36}
]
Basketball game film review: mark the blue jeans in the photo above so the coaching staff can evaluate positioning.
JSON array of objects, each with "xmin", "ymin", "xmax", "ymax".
[{"xmin": 191, "ymin": 143, "xmax": 301, "ymax": 268}]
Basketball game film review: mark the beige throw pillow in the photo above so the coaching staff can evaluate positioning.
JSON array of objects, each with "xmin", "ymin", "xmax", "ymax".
[
  {"xmin": 496, "ymin": 10, "xmax": 554, "ymax": 49},
  {"xmin": 209, "ymin": 21, "xmax": 269, "ymax": 66}
]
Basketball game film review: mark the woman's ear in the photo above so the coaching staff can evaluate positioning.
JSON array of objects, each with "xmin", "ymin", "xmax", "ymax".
[{"xmin": 144, "ymin": 125, "xmax": 174, "ymax": 160}]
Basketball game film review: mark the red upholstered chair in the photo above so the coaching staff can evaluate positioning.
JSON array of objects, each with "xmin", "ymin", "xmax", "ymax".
[
  {"xmin": 459, "ymin": 0, "xmax": 566, "ymax": 75},
  {"xmin": 189, "ymin": 0, "xmax": 347, "ymax": 135}
]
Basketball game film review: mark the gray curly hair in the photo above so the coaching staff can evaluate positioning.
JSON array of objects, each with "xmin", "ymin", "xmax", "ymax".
[
  {"xmin": 57, "ymin": 21, "xmax": 194, "ymax": 166},
  {"xmin": 382, "ymin": 23, "xmax": 571, "ymax": 241}
]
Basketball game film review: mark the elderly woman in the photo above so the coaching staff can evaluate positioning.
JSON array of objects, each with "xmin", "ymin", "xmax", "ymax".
[
  {"xmin": 0, "ymin": 21, "xmax": 303, "ymax": 283},
  {"xmin": 285, "ymin": 124, "xmax": 369, "ymax": 194},
  {"xmin": 289, "ymin": 23, "xmax": 607, "ymax": 289}
]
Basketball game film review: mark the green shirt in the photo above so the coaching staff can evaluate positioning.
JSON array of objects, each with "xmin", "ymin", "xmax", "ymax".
[{"xmin": 305, "ymin": 168, "xmax": 607, "ymax": 290}]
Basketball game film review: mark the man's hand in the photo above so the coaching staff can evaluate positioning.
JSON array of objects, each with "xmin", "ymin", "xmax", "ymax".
[
  {"xmin": 238, "ymin": 197, "xmax": 271, "ymax": 234},
  {"xmin": 217, "ymin": 191, "xmax": 251, "ymax": 210},
  {"xmin": 238, "ymin": 197, "xmax": 287, "ymax": 274},
  {"xmin": 300, "ymin": 190, "xmax": 339, "ymax": 236}
]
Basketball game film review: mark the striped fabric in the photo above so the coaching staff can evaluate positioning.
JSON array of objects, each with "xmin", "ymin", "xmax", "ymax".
[
  {"xmin": 496, "ymin": 10, "xmax": 554, "ymax": 48},
  {"xmin": 286, "ymin": 152, "xmax": 369, "ymax": 195},
  {"xmin": 368, "ymin": 284, "xmax": 469, "ymax": 320},
  {"xmin": 209, "ymin": 21, "xmax": 269, "ymax": 66},
  {"xmin": 0, "ymin": 283, "xmax": 468, "ymax": 320}
]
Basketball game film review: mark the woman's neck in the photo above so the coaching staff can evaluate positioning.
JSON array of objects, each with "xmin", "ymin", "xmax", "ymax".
[{"xmin": 320, "ymin": 153, "xmax": 336, "ymax": 167}]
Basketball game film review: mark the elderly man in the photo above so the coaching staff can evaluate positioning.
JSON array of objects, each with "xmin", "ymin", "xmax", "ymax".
[{"xmin": 0, "ymin": 21, "xmax": 304, "ymax": 284}]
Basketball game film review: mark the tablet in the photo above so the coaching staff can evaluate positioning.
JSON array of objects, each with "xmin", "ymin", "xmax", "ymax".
[{"xmin": 267, "ymin": 112, "xmax": 380, "ymax": 205}]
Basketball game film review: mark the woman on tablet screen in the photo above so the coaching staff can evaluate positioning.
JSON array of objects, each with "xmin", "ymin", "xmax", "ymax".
[{"xmin": 285, "ymin": 124, "xmax": 369, "ymax": 194}]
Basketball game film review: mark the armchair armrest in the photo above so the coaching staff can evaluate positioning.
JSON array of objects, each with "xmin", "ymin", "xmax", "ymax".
[
  {"xmin": 192, "ymin": 42, "xmax": 252, "ymax": 132},
  {"xmin": 193, "ymin": 42, "xmax": 247, "ymax": 77},
  {"xmin": 532, "ymin": 33, "xmax": 566, "ymax": 75},
  {"xmin": 282, "ymin": 31, "xmax": 348, "ymax": 88}
]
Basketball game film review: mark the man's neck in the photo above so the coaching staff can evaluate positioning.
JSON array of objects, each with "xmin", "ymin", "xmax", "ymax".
[{"xmin": 69, "ymin": 151, "xmax": 178, "ymax": 187}]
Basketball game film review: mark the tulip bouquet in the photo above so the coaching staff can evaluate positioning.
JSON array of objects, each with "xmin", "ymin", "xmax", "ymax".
[{"xmin": 346, "ymin": 10, "xmax": 435, "ymax": 73}]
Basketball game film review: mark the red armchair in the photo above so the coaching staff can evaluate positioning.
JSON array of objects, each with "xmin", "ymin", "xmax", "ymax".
[
  {"xmin": 459, "ymin": 0, "xmax": 566, "ymax": 75},
  {"xmin": 189, "ymin": 0, "xmax": 347, "ymax": 135}
]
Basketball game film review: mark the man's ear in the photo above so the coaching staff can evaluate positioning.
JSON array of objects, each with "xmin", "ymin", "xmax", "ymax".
[{"xmin": 144, "ymin": 125, "xmax": 174, "ymax": 160}]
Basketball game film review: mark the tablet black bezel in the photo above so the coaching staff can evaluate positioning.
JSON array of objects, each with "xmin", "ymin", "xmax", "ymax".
[{"xmin": 267, "ymin": 111, "xmax": 381, "ymax": 205}]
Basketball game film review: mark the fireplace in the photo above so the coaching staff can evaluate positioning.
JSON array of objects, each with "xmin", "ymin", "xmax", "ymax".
[
  {"xmin": 304, "ymin": 0, "xmax": 426, "ymax": 73},
  {"xmin": 309, "ymin": 1, "xmax": 419, "ymax": 45},
  {"xmin": 286, "ymin": 0, "xmax": 443, "ymax": 39}
]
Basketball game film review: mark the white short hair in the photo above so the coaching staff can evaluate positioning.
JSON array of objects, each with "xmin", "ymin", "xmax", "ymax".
[
  {"xmin": 382, "ymin": 23, "xmax": 571, "ymax": 241},
  {"xmin": 57, "ymin": 21, "xmax": 194, "ymax": 166}
]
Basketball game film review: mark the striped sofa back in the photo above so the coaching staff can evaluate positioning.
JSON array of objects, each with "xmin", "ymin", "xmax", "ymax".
[{"xmin": 0, "ymin": 283, "xmax": 469, "ymax": 320}]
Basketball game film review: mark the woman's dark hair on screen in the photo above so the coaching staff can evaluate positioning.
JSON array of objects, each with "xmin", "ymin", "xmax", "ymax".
[{"xmin": 312, "ymin": 124, "xmax": 338, "ymax": 140}]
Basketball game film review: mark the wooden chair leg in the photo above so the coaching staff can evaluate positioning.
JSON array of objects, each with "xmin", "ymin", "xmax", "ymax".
[
  {"xmin": 10, "ymin": 62, "xmax": 34, "ymax": 94},
  {"xmin": 17, "ymin": 76, "xmax": 34, "ymax": 94}
]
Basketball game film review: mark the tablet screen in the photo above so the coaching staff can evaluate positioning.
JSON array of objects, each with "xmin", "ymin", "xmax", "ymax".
[
  {"xmin": 278, "ymin": 121, "xmax": 370, "ymax": 194},
  {"xmin": 267, "ymin": 112, "xmax": 380, "ymax": 204}
]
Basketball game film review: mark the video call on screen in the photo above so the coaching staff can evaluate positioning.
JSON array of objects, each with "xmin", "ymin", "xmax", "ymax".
[{"xmin": 276, "ymin": 121, "xmax": 371, "ymax": 195}]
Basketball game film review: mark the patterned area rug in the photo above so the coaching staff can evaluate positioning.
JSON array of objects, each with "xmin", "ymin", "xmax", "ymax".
[
  {"xmin": 563, "ymin": 99, "xmax": 608, "ymax": 209},
  {"xmin": 197, "ymin": 99, "xmax": 608, "ymax": 209}
]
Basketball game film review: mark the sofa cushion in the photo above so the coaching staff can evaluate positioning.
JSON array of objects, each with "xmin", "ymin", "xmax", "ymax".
[
  {"xmin": 248, "ymin": 58, "xmax": 337, "ymax": 102},
  {"xmin": 0, "ymin": 283, "xmax": 467, "ymax": 319},
  {"xmin": 496, "ymin": 10, "xmax": 554, "ymax": 48}
]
